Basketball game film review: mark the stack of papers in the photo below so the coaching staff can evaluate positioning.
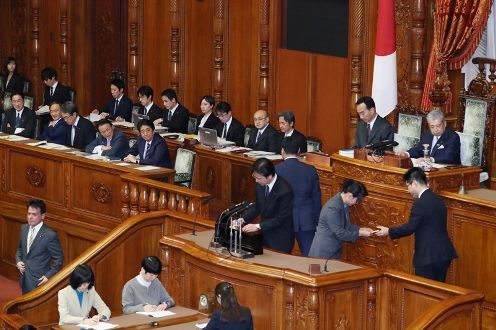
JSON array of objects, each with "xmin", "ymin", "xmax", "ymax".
[
  {"xmin": 35, "ymin": 105, "xmax": 50, "ymax": 115},
  {"xmin": 89, "ymin": 113, "xmax": 103, "ymax": 122},
  {"xmin": 0, "ymin": 135, "xmax": 29, "ymax": 141},
  {"xmin": 136, "ymin": 310, "xmax": 176, "ymax": 317},
  {"xmin": 338, "ymin": 149, "xmax": 354, "ymax": 158},
  {"xmin": 136, "ymin": 165, "xmax": 161, "ymax": 171},
  {"xmin": 76, "ymin": 322, "xmax": 118, "ymax": 330},
  {"xmin": 112, "ymin": 121, "xmax": 135, "ymax": 128}
]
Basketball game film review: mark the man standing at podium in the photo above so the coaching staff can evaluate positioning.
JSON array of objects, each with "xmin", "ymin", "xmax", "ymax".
[
  {"xmin": 353, "ymin": 96, "xmax": 394, "ymax": 148},
  {"xmin": 375, "ymin": 167, "xmax": 457, "ymax": 282},
  {"xmin": 242, "ymin": 158, "xmax": 294, "ymax": 253}
]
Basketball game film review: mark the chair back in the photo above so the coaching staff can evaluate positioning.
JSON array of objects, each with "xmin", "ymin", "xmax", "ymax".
[
  {"xmin": 0, "ymin": 76, "xmax": 4, "ymax": 92},
  {"xmin": 132, "ymin": 105, "xmax": 140, "ymax": 114},
  {"xmin": 244, "ymin": 126, "xmax": 253, "ymax": 147},
  {"xmin": 2, "ymin": 92, "xmax": 12, "ymax": 110},
  {"xmin": 68, "ymin": 87, "xmax": 76, "ymax": 103},
  {"xmin": 187, "ymin": 116, "xmax": 198, "ymax": 134},
  {"xmin": 24, "ymin": 95, "xmax": 34, "ymax": 110},
  {"xmin": 174, "ymin": 147, "xmax": 196, "ymax": 188},
  {"xmin": 307, "ymin": 136, "xmax": 321, "ymax": 152},
  {"xmin": 22, "ymin": 79, "xmax": 30, "ymax": 95}
]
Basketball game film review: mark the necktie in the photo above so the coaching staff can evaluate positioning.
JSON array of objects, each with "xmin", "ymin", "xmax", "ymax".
[
  {"xmin": 106, "ymin": 139, "xmax": 111, "ymax": 147},
  {"xmin": 256, "ymin": 130, "xmax": 262, "ymax": 143},
  {"xmin": 27, "ymin": 227, "xmax": 35, "ymax": 252},
  {"xmin": 366, "ymin": 123, "xmax": 371, "ymax": 141},
  {"xmin": 114, "ymin": 99, "xmax": 119, "ymax": 115},
  {"xmin": 265, "ymin": 185, "xmax": 270, "ymax": 197},
  {"xmin": 222, "ymin": 124, "xmax": 227, "ymax": 139},
  {"xmin": 50, "ymin": 86, "xmax": 54, "ymax": 96},
  {"xmin": 143, "ymin": 142, "xmax": 150, "ymax": 159},
  {"xmin": 168, "ymin": 110, "xmax": 172, "ymax": 121},
  {"xmin": 15, "ymin": 112, "xmax": 21, "ymax": 128},
  {"xmin": 71, "ymin": 125, "xmax": 76, "ymax": 146},
  {"xmin": 431, "ymin": 136, "xmax": 439, "ymax": 155}
]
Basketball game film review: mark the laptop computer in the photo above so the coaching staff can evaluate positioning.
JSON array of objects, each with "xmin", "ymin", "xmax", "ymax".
[
  {"xmin": 198, "ymin": 127, "xmax": 235, "ymax": 148},
  {"xmin": 132, "ymin": 112, "xmax": 149, "ymax": 129}
]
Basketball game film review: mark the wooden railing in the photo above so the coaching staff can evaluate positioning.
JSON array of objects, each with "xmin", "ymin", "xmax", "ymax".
[{"xmin": 120, "ymin": 174, "xmax": 212, "ymax": 219}]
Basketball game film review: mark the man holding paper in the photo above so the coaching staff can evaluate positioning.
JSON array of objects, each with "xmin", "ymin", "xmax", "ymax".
[{"xmin": 1, "ymin": 93, "xmax": 36, "ymax": 138}]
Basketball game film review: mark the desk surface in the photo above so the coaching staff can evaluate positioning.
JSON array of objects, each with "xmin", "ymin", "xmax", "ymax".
[
  {"xmin": 175, "ymin": 230, "xmax": 361, "ymax": 275},
  {"xmin": 157, "ymin": 318, "xmax": 210, "ymax": 329},
  {"xmin": 53, "ymin": 306, "xmax": 204, "ymax": 330}
]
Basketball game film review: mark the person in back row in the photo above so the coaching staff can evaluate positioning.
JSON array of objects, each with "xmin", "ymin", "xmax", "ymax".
[
  {"xmin": 215, "ymin": 101, "xmax": 245, "ymax": 147},
  {"xmin": 91, "ymin": 78, "xmax": 133, "ymax": 122},
  {"xmin": 246, "ymin": 110, "xmax": 281, "ymax": 153},
  {"xmin": 123, "ymin": 119, "xmax": 172, "ymax": 168},
  {"xmin": 85, "ymin": 119, "xmax": 129, "ymax": 159},
  {"xmin": 122, "ymin": 256, "xmax": 175, "ymax": 314},
  {"xmin": 136, "ymin": 85, "xmax": 163, "ymax": 123},
  {"xmin": 154, "ymin": 88, "xmax": 189, "ymax": 133},
  {"xmin": 196, "ymin": 95, "xmax": 220, "ymax": 133},
  {"xmin": 278, "ymin": 111, "xmax": 307, "ymax": 154},
  {"xmin": 41, "ymin": 67, "xmax": 71, "ymax": 106},
  {"xmin": 61, "ymin": 101, "xmax": 96, "ymax": 150}
]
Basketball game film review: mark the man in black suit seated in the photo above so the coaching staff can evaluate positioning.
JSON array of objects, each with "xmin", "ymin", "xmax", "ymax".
[
  {"xmin": 85, "ymin": 119, "xmax": 129, "ymax": 159},
  {"xmin": 278, "ymin": 111, "xmax": 307, "ymax": 154},
  {"xmin": 376, "ymin": 167, "xmax": 457, "ymax": 282},
  {"xmin": 136, "ymin": 85, "xmax": 163, "ymax": 123},
  {"xmin": 241, "ymin": 158, "xmax": 295, "ymax": 254},
  {"xmin": 215, "ymin": 101, "xmax": 245, "ymax": 147},
  {"xmin": 397, "ymin": 109, "xmax": 461, "ymax": 164},
  {"xmin": 91, "ymin": 78, "xmax": 133, "ymax": 122},
  {"xmin": 41, "ymin": 67, "xmax": 71, "ymax": 106},
  {"xmin": 123, "ymin": 119, "xmax": 172, "ymax": 168},
  {"xmin": 154, "ymin": 88, "xmax": 189, "ymax": 133},
  {"xmin": 61, "ymin": 101, "xmax": 96, "ymax": 150},
  {"xmin": 353, "ymin": 96, "xmax": 394, "ymax": 148},
  {"xmin": 1, "ymin": 93, "xmax": 36, "ymax": 138},
  {"xmin": 246, "ymin": 110, "xmax": 281, "ymax": 153}
]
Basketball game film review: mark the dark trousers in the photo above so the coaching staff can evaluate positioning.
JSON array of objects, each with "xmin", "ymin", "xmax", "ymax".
[
  {"xmin": 415, "ymin": 259, "xmax": 452, "ymax": 282},
  {"xmin": 295, "ymin": 230, "xmax": 316, "ymax": 257}
]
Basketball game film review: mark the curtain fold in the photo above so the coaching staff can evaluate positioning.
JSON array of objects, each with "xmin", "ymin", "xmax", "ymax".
[{"xmin": 420, "ymin": 0, "xmax": 493, "ymax": 111}]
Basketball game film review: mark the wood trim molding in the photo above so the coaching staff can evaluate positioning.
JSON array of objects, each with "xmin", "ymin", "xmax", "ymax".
[{"xmin": 213, "ymin": 0, "xmax": 225, "ymax": 102}]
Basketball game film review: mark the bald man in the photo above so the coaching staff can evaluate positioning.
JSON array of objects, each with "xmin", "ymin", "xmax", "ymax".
[{"xmin": 246, "ymin": 110, "xmax": 281, "ymax": 153}]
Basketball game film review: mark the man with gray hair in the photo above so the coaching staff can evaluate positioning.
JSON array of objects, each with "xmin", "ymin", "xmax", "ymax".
[{"xmin": 398, "ymin": 109, "xmax": 460, "ymax": 164}]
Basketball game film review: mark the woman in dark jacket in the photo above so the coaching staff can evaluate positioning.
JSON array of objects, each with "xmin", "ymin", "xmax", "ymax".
[
  {"xmin": 2, "ymin": 57, "xmax": 24, "ymax": 94},
  {"xmin": 204, "ymin": 282, "xmax": 253, "ymax": 330}
]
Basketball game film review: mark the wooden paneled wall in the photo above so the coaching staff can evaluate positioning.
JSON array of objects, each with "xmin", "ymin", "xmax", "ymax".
[{"xmin": 0, "ymin": 0, "xmax": 459, "ymax": 155}]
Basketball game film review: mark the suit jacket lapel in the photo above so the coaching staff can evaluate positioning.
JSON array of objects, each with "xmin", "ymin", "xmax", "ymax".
[{"xmin": 27, "ymin": 225, "xmax": 45, "ymax": 255}]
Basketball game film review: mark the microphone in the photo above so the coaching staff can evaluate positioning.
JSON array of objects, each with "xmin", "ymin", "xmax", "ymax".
[
  {"xmin": 365, "ymin": 140, "xmax": 398, "ymax": 150},
  {"xmin": 211, "ymin": 201, "xmax": 254, "ymax": 247},
  {"xmin": 323, "ymin": 258, "xmax": 330, "ymax": 273}
]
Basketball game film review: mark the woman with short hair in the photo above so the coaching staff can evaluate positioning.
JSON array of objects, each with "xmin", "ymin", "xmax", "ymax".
[{"xmin": 58, "ymin": 264, "xmax": 110, "ymax": 325}]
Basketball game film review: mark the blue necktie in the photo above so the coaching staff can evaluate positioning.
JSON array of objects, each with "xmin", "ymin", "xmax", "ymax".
[
  {"xmin": 15, "ymin": 113, "xmax": 21, "ymax": 128},
  {"xmin": 143, "ymin": 142, "xmax": 150, "ymax": 159},
  {"xmin": 113, "ymin": 99, "xmax": 119, "ymax": 115}
]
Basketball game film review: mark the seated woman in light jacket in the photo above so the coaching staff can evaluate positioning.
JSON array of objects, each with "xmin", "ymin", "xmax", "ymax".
[{"xmin": 58, "ymin": 264, "xmax": 111, "ymax": 325}]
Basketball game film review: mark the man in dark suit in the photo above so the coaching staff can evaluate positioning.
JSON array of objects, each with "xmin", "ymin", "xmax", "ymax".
[
  {"xmin": 276, "ymin": 138, "xmax": 321, "ymax": 256},
  {"xmin": 41, "ymin": 67, "xmax": 71, "ymax": 106},
  {"xmin": 15, "ymin": 199, "xmax": 64, "ymax": 294},
  {"xmin": 136, "ymin": 85, "xmax": 163, "ymax": 123},
  {"xmin": 353, "ymin": 96, "xmax": 394, "ymax": 148},
  {"xmin": 278, "ymin": 111, "xmax": 307, "ymax": 154},
  {"xmin": 246, "ymin": 110, "xmax": 281, "ymax": 153},
  {"xmin": 376, "ymin": 167, "xmax": 458, "ymax": 282},
  {"xmin": 85, "ymin": 119, "xmax": 129, "ymax": 159},
  {"xmin": 39, "ymin": 102, "xmax": 70, "ymax": 145},
  {"xmin": 155, "ymin": 88, "xmax": 189, "ymax": 133},
  {"xmin": 61, "ymin": 101, "xmax": 96, "ymax": 150},
  {"xmin": 215, "ymin": 101, "xmax": 245, "ymax": 147},
  {"xmin": 242, "ymin": 158, "xmax": 294, "ymax": 253},
  {"xmin": 92, "ymin": 78, "xmax": 133, "ymax": 122},
  {"xmin": 123, "ymin": 119, "xmax": 172, "ymax": 168},
  {"xmin": 1, "ymin": 93, "xmax": 36, "ymax": 138},
  {"xmin": 399, "ymin": 109, "xmax": 461, "ymax": 164}
]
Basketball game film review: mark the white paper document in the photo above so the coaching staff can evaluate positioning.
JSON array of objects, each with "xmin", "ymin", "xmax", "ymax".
[
  {"xmin": 38, "ymin": 143, "xmax": 71, "ymax": 150},
  {"xmin": 76, "ymin": 322, "xmax": 118, "ymax": 330},
  {"xmin": 0, "ymin": 134, "xmax": 29, "ymax": 141},
  {"xmin": 136, "ymin": 310, "xmax": 176, "ymax": 317},
  {"xmin": 136, "ymin": 165, "xmax": 161, "ymax": 171},
  {"xmin": 89, "ymin": 113, "xmax": 103, "ymax": 122},
  {"xmin": 215, "ymin": 146, "xmax": 251, "ymax": 153},
  {"xmin": 113, "ymin": 162, "xmax": 132, "ymax": 166},
  {"xmin": 35, "ymin": 105, "xmax": 50, "ymax": 115},
  {"xmin": 112, "ymin": 121, "xmax": 135, "ymax": 128},
  {"xmin": 196, "ymin": 323, "xmax": 208, "ymax": 329}
]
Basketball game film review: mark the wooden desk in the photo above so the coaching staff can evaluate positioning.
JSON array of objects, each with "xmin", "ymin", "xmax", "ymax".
[{"xmin": 52, "ymin": 306, "xmax": 204, "ymax": 330}]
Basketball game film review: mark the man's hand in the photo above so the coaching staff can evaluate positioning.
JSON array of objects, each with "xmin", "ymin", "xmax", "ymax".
[
  {"xmin": 359, "ymin": 227, "xmax": 374, "ymax": 237},
  {"xmin": 83, "ymin": 318, "xmax": 98, "ymax": 326},
  {"xmin": 156, "ymin": 303, "xmax": 168, "ymax": 311},
  {"xmin": 37, "ymin": 275, "xmax": 48, "ymax": 286},
  {"xmin": 375, "ymin": 225, "xmax": 389, "ymax": 237},
  {"xmin": 91, "ymin": 109, "xmax": 99, "ymax": 114},
  {"xmin": 153, "ymin": 118, "xmax": 163, "ymax": 126},
  {"xmin": 242, "ymin": 224, "xmax": 260, "ymax": 233},
  {"xmin": 124, "ymin": 154, "xmax": 137, "ymax": 163},
  {"xmin": 115, "ymin": 116, "xmax": 124, "ymax": 122},
  {"xmin": 100, "ymin": 112, "xmax": 110, "ymax": 118},
  {"xmin": 143, "ymin": 304, "xmax": 157, "ymax": 312},
  {"xmin": 101, "ymin": 146, "xmax": 112, "ymax": 151},
  {"xmin": 16, "ymin": 261, "xmax": 25, "ymax": 273}
]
